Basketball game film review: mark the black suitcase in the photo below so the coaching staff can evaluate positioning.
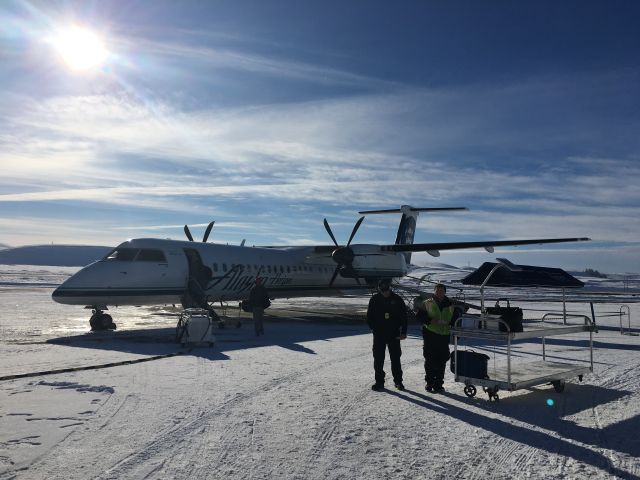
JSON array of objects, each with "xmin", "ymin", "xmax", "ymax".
[
  {"xmin": 485, "ymin": 298, "xmax": 523, "ymax": 333},
  {"xmin": 450, "ymin": 350, "xmax": 490, "ymax": 378}
]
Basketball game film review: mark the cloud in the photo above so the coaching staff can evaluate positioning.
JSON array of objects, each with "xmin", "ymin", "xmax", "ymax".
[
  {"xmin": 123, "ymin": 35, "xmax": 398, "ymax": 90},
  {"xmin": 0, "ymin": 69, "xmax": 639, "ymax": 261}
]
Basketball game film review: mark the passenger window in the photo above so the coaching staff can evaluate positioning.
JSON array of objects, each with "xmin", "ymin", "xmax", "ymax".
[
  {"xmin": 267, "ymin": 266, "xmax": 271, "ymax": 273},
  {"xmin": 280, "ymin": 266, "xmax": 284, "ymax": 273},
  {"xmin": 286, "ymin": 266, "xmax": 290, "ymax": 273},
  {"xmin": 105, "ymin": 248, "xmax": 138, "ymax": 261},
  {"xmin": 223, "ymin": 263, "xmax": 227, "ymax": 272},
  {"xmin": 136, "ymin": 249, "xmax": 166, "ymax": 262},
  {"xmin": 213, "ymin": 263, "xmax": 218, "ymax": 272}
]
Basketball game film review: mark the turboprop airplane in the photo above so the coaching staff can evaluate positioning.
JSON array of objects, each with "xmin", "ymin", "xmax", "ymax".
[{"xmin": 52, "ymin": 206, "xmax": 590, "ymax": 330}]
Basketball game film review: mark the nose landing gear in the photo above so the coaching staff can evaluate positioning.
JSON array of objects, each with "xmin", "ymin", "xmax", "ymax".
[{"xmin": 89, "ymin": 308, "xmax": 117, "ymax": 331}]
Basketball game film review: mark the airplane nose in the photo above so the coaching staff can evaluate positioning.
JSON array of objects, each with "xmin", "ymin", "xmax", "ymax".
[{"xmin": 51, "ymin": 285, "xmax": 69, "ymax": 303}]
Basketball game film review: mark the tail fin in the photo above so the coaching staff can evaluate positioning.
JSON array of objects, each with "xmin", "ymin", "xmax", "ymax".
[{"xmin": 358, "ymin": 205, "xmax": 468, "ymax": 264}]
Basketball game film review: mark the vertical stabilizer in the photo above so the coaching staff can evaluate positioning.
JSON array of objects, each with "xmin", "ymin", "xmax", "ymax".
[
  {"xmin": 358, "ymin": 206, "xmax": 468, "ymax": 265},
  {"xmin": 395, "ymin": 205, "xmax": 419, "ymax": 263}
]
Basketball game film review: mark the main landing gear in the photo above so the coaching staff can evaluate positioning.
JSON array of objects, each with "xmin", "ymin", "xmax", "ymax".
[{"xmin": 89, "ymin": 308, "xmax": 117, "ymax": 331}]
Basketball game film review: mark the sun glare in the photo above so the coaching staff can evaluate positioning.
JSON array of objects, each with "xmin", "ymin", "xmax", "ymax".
[{"xmin": 52, "ymin": 26, "xmax": 108, "ymax": 72}]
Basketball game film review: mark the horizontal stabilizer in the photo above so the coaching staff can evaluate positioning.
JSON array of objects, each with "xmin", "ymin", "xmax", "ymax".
[{"xmin": 359, "ymin": 207, "xmax": 468, "ymax": 215}]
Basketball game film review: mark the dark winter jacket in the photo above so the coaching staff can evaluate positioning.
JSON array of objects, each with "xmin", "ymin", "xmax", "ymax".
[
  {"xmin": 248, "ymin": 284, "xmax": 270, "ymax": 309},
  {"xmin": 367, "ymin": 291, "xmax": 408, "ymax": 338}
]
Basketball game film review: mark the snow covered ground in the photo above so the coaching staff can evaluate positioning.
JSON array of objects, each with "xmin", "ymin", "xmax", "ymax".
[{"xmin": 1, "ymin": 265, "xmax": 639, "ymax": 479}]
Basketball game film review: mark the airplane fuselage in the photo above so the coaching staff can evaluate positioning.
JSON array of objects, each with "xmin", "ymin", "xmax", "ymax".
[{"xmin": 52, "ymin": 238, "xmax": 408, "ymax": 308}]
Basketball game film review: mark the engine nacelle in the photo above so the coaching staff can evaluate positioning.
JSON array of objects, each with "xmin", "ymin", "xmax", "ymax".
[{"xmin": 343, "ymin": 248, "xmax": 407, "ymax": 278}]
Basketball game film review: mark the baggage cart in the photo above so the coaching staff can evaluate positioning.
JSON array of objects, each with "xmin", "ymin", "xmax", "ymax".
[
  {"xmin": 451, "ymin": 315, "xmax": 594, "ymax": 401},
  {"xmin": 452, "ymin": 258, "xmax": 595, "ymax": 401}
]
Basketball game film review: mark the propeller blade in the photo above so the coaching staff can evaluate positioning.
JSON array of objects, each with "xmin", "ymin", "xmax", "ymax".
[
  {"xmin": 202, "ymin": 221, "xmax": 214, "ymax": 242},
  {"xmin": 329, "ymin": 265, "xmax": 341, "ymax": 287},
  {"xmin": 184, "ymin": 225, "xmax": 194, "ymax": 242},
  {"xmin": 323, "ymin": 218, "xmax": 339, "ymax": 247},
  {"xmin": 346, "ymin": 216, "xmax": 365, "ymax": 246}
]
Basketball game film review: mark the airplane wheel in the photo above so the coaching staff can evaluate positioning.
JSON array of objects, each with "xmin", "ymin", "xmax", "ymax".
[
  {"xmin": 100, "ymin": 314, "xmax": 115, "ymax": 330},
  {"xmin": 90, "ymin": 313, "xmax": 115, "ymax": 331},
  {"xmin": 464, "ymin": 385, "xmax": 477, "ymax": 398},
  {"xmin": 89, "ymin": 313, "xmax": 101, "ymax": 331}
]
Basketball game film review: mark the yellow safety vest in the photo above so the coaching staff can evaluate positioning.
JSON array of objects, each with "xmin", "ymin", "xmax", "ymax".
[{"xmin": 423, "ymin": 298, "xmax": 454, "ymax": 335}]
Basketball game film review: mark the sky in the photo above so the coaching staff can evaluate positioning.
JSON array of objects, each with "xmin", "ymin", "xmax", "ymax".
[{"xmin": 0, "ymin": 0, "xmax": 639, "ymax": 273}]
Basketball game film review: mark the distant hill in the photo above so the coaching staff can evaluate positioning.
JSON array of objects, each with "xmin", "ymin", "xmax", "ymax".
[
  {"xmin": 0, "ymin": 243, "xmax": 10, "ymax": 250},
  {"xmin": 0, "ymin": 245, "xmax": 112, "ymax": 267}
]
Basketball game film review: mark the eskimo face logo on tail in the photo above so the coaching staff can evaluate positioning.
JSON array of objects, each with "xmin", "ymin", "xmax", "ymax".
[{"xmin": 397, "ymin": 216, "xmax": 416, "ymax": 245}]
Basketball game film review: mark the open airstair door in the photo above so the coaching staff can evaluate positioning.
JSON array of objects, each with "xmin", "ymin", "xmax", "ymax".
[{"xmin": 183, "ymin": 248, "xmax": 213, "ymax": 308}]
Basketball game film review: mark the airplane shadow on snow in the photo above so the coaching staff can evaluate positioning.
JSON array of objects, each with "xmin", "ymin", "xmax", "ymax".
[{"xmin": 46, "ymin": 313, "xmax": 369, "ymax": 361}]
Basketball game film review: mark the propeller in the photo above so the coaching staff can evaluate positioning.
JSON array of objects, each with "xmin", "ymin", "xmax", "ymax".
[
  {"xmin": 184, "ymin": 221, "xmax": 215, "ymax": 242},
  {"xmin": 184, "ymin": 225, "xmax": 194, "ymax": 242},
  {"xmin": 202, "ymin": 221, "xmax": 214, "ymax": 242},
  {"xmin": 323, "ymin": 216, "xmax": 365, "ymax": 286}
]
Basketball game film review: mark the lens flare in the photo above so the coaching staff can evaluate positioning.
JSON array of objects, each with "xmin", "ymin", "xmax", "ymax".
[{"xmin": 546, "ymin": 398, "xmax": 554, "ymax": 406}]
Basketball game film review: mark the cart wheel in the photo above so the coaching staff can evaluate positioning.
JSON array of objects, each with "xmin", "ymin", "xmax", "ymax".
[
  {"xmin": 578, "ymin": 375, "xmax": 583, "ymax": 382},
  {"xmin": 464, "ymin": 385, "xmax": 477, "ymax": 398},
  {"xmin": 552, "ymin": 380, "xmax": 565, "ymax": 393},
  {"xmin": 486, "ymin": 387, "xmax": 500, "ymax": 402}
]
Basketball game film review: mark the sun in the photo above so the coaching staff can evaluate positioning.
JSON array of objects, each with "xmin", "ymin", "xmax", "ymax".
[{"xmin": 52, "ymin": 26, "xmax": 108, "ymax": 72}]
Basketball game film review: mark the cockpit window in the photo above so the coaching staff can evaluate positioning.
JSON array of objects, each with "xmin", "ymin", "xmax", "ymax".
[
  {"xmin": 105, "ymin": 248, "xmax": 138, "ymax": 261},
  {"xmin": 104, "ymin": 248, "xmax": 166, "ymax": 262},
  {"xmin": 136, "ymin": 249, "xmax": 167, "ymax": 262}
]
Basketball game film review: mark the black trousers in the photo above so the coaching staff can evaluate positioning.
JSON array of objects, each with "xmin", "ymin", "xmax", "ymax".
[
  {"xmin": 372, "ymin": 335, "xmax": 402, "ymax": 385},
  {"xmin": 423, "ymin": 330, "xmax": 450, "ymax": 389}
]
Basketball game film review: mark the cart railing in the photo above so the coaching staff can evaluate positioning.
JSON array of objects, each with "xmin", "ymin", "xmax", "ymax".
[
  {"xmin": 452, "ymin": 314, "xmax": 595, "ymax": 390},
  {"xmin": 619, "ymin": 305, "xmax": 632, "ymax": 335}
]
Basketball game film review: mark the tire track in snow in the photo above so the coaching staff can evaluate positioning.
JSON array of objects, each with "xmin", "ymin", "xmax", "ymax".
[
  {"xmin": 290, "ymin": 390, "xmax": 370, "ymax": 480},
  {"xmin": 586, "ymin": 363, "xmax": 640, "ymax": 479},
  {"xmin": 197, "ymin": 348, "xmax": 376, "ymax": 480},
  {"xmin": 99, "ymin": 349, "xmax": 371, "ymax": 479},
  {"xmin": 288, "ymin": 356, "xmax": 425, "ymax": 480}
]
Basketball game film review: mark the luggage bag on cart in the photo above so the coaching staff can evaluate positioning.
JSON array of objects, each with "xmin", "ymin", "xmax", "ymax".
[
  {"xmin": 450, "ymin": 350, "xmax": 490, "ymax": 378},
  {"xmin": 485, "ymin": 298, "xmax": 523, "ymax": 333}
]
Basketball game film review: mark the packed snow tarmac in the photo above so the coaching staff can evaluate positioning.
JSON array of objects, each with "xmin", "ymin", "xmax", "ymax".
[{"xmin": 1, "ymin": 265, "xmax": 639, "ymax": 479}]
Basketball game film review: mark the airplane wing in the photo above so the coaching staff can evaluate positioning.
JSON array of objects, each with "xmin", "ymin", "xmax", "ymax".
[
  {"xmin": 310, "ymin": 237, "xmax": 590, "ymax": 255},
  {"xmin": 382, "ymin": 237, "xmax": 591, "ymax": 253}
]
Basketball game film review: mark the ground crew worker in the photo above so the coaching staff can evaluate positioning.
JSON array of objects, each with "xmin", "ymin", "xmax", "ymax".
[
  {"xmin": 248, "ymin": 277, "xmax": 270, "ymax": 336},
  {"xmin": 366, "ymin": 279, "xmax": 408, "ymax": 391},
  {"xmin": 421, "ymin": 283, "xmax": 460, "ymax": 393}
]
